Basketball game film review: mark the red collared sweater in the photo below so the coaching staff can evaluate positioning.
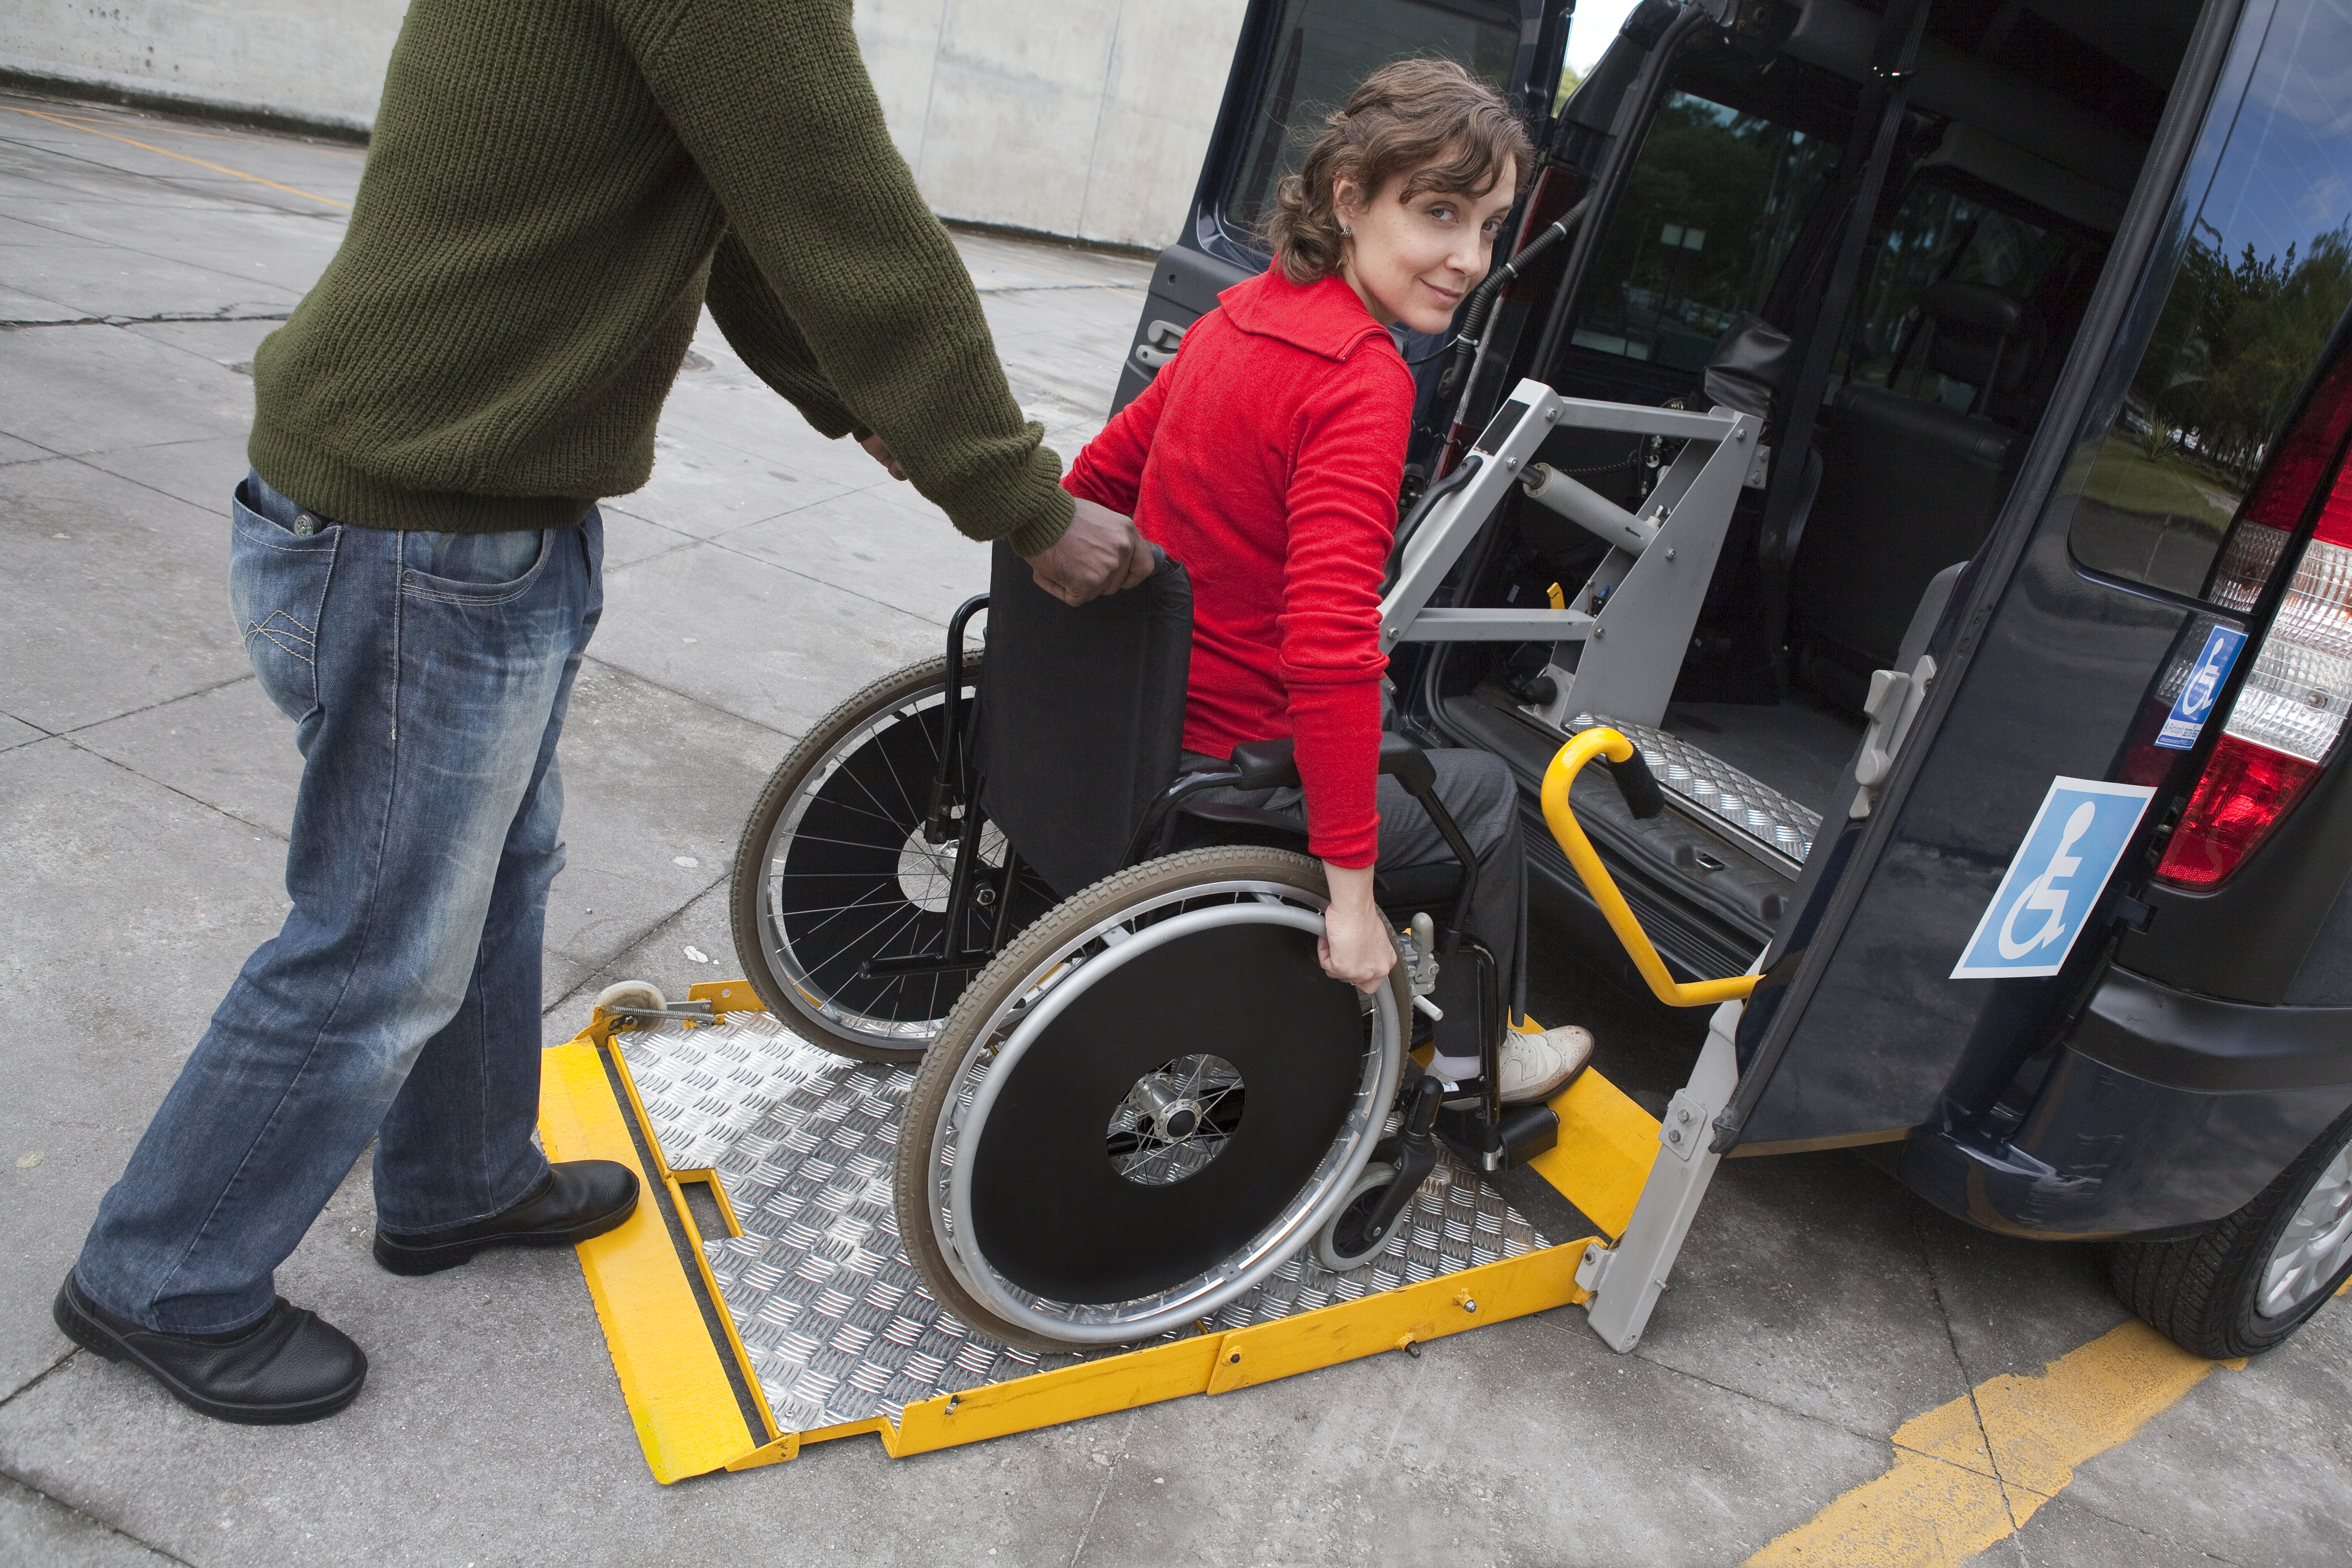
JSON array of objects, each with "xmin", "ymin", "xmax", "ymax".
[{"xmin": 1064, "ymin": 270, "xmax": 1413, "ymax": 868}]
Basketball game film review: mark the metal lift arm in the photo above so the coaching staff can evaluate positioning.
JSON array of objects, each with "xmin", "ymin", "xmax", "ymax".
[
  {"xmin": 1537, "ymin": 727, "xmax": 1760, "ymax": 1351},
  {"xmin": 1378, "ymin": 379, "xmax": 1759, "ymax": 734}
]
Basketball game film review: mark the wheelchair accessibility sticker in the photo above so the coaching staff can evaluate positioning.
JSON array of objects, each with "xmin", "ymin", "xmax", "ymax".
[
  {"xmin": 1951, "ymin": 777, "xmax": 2157, "ymax": 979},
  {"xmin": 2156, "ymin": 624, "xmax": 2247, "ymax": 749}
]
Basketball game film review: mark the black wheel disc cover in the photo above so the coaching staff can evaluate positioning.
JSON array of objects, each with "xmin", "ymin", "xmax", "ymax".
[{"xmin": 969, "ymin": 920, "xmax": 1368, "ymax": 1305}]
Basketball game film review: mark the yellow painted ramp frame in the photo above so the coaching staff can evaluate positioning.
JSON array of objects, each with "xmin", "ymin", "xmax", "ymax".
[{"xmin": 541, "ymin": 983, "xmax": 1663, "ymax": 1482}]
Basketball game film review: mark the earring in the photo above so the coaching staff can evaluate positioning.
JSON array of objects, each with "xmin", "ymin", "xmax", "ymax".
[{"xmin": 1340, "ymin": 226, "xmax": 1352, "ymax": 236}]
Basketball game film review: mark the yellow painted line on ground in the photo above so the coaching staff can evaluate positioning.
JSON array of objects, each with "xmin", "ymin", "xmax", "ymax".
[
  {"xmin": 17, "ymin": 104, "xmax": 366, "ymax": 157},
  {"xmin": 2, "ymin": 106, "xmax": 351, "ymax": 209},
  {"xmin": 1748, "ymin": 1319, "xmax": 2243, "ymax": 1565}
]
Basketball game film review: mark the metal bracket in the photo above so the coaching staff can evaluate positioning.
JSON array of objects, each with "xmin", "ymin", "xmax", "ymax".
[
  {"xmin": 1377, "ymin": 378, "xmax": 1758, "ymax": 735},
  {"xmin": 605, "ymin": 1000, "xmax": 716, "ymax": 1027},
  {"xmin": 1849, "ymin": 654, "xmax": 1936, "ymax": 820},
  {"xmin": 1658, "ymin": 1088, "xmax": 1708, "ymax": 1163},
  {"xmin": 1580, "ymin": 991, "xmax": 1748, "ymax": 1352}
]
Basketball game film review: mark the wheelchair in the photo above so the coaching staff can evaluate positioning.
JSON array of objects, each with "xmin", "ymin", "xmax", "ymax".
[{"xmin": 729, "ymin": 541, "xmax": 1661, "ymax": 1350}]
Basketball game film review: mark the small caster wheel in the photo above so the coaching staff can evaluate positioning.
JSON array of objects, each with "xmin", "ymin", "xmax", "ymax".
[
  {"xmin": 1315, "ymin": 1163, "xmax": 1399, "ymax": 1272},
  {"xmin": 594, "ymin": 980, "xmax": 667, "ymax": 1019}
]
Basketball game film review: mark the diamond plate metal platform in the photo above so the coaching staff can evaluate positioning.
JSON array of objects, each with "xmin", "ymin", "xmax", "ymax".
[
  {"xmin": 1572, "ymin": 713, "xmax": 1821, "ymax": 871},
  {"xmin": 614, "ymin": 1009, "xmax": 1558, "ymax": 1435}
]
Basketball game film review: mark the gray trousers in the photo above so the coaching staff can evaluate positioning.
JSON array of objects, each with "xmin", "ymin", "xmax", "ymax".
[{"xmin": 1182, "ymin": 747, "xmax": 1527, "ymax": 1059}]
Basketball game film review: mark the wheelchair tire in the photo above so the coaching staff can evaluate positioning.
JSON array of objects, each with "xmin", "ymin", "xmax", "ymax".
[
  {"xmin": 728, "ymin": 654, "xmax": 1055, "ymax": 1061},
  {"xmin": 896, "ymin": 847, "xmax": 1410, "ymax": 1351},
  {"xmin": 1313, "ymin": 1163, "xmax": 1400, "ymax": 1273}
]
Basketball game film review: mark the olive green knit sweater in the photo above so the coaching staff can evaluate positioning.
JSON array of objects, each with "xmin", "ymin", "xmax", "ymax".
[{"xmin": 249, "ymin": 0, "xmax": 1073, "ymax": 553}]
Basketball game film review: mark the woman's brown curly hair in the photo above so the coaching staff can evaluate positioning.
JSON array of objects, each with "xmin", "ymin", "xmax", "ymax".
[{"xmin": 1266, "ymin": 59, "xmax": 1534, "ymax": 286}]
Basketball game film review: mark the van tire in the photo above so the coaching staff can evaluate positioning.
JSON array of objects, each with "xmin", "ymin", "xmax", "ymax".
[{"xmin": 2110, "ymin": 1104, "xmax": 2352, "ymax": 1359}]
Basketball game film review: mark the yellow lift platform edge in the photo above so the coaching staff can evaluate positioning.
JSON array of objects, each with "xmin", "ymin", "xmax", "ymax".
[
  {"xmin": 544, "ymin": 727, "xmax": 1744, "ymax": 1483},
  {"xmin": 541, "ymin": 979, "xmax": 1664, "ymax": 1483}
]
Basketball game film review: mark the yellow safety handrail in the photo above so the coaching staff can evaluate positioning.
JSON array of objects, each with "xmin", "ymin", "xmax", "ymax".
[{"xmin": 1540, "ymin": 728, "xmax": 1760, "ymax": 1008}]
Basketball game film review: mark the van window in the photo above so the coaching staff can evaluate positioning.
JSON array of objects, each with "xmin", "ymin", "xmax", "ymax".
[
  {"xmin": 2068, "ymin": 2, "xmax": 2352, "ymax": 598},
  {"xmin": 1834, "ymin": 184, "xmax": 2076, "ymax": 411},
  {"xmin": 1221, "ymin": 0, "xmax": 1523, "ymax": 245},
  {"xmin": 1569, "ymin": 93, "xmax": 1839, "ymax": 372}
]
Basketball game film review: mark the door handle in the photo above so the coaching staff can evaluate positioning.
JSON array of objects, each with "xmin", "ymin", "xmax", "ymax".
[{"xmin": 1133, "ymin": 318, "xmax": 1187, "ymax": 369}]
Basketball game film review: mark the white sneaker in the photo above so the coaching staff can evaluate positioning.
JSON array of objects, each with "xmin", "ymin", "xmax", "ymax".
[{"xmin": 1498, "ymin": 1024, "xmax": 1594, "ymax": 1104}]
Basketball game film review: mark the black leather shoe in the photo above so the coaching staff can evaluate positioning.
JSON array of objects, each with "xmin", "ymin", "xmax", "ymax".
[
  {"xmin": 52, "ymin": 1274, "xmax": 365, "ymax": 1425},
  {"xmin": 372, "ymin": 1160, "xmax": 639, "ymax": 1276}
]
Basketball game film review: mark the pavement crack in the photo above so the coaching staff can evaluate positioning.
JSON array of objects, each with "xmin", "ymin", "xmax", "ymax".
[
  {"xmin": 2017, "ymin": 1489, "xmax": 2251, "ymax": 1566},
  {"xmin": 0, "ymin": 1346, "xmax": 79, "ymax": 1413},
  {"xmin": 1524, "ymin": 1309, "xmax": 1901, "ymax": 1449},
  {"xmin": 62, "ymin": 728, "xmax": 294, "ymax": 843},
  {"xmin": 975, "ymin": 282, "xmax": 1145, "ymax": 297},
  {"xmin": 0, "ymin": 1467, "xmax": 199, "ymax": 1567},
  {"xmin": 1909, "ymin": 1210, "xmax": 2019, "ymax": 1527},
  {"xmin": 2, "ymin": 310, "xmax": 293, "ymax": 330},
  {"xmin": 55, "ymin": 673, "xmax": 259, "ymax": 739},
  {"xmin": 1065, "ymin": 1407, "xmax": 1138, "ymax": 1567}
]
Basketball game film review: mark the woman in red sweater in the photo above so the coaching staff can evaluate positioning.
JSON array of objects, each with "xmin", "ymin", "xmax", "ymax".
[{"xmin": 1064, "ymin": 60, "xmax": 1591, "ymax": 1103}]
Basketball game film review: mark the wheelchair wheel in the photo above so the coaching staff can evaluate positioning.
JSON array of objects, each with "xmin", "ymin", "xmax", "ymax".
[
  {"xmin": 729, "ymin": 655, "xmax": 1056, "ymax": 1061},
  {"xmin": 895, "ymin": 847, "xmax": 1410, "ymax": 1350},
  {"xmin": 1313, "ymin": 1163, "xmax": 1400, "ymax": 1273}
]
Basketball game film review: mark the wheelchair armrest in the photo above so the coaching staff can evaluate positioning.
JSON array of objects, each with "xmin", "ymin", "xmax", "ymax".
[
  {"xmin": 1228, "ymin": 734, "xmax": 1439, "ymax": 797},
  {"xmin": 1377, "ymin": 733, "xmax": 1436, "ymax": 797},
  {"xmin": 1227, "ymin": 738, "xmax": 1301, "ymax": 791}
]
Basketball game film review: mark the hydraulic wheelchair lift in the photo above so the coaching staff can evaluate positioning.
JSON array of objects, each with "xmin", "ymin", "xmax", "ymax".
[{"xmin": 544, "ymin": 382, "xmax": 1767, "ymax": 1481}]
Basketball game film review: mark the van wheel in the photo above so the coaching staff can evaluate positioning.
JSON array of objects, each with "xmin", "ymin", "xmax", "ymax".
[{"xmin": 2111, "ymin": 1104, "xmax": 2352, "ymax": 1358}]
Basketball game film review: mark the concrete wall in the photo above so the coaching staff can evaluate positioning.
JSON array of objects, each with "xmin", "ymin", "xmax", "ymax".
[
  {"xmin": 0, "ymin": 0, "xmax": 1246, "ymax": 248},
  {"xmin": 0, "ymin": 1, "xmax": 407, "ymax": 131}
]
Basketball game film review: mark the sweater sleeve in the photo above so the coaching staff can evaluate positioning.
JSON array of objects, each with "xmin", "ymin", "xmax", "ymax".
[
  {"xmin": 703, "ymin": 232, "xmax": 859, "ymax": 439},
  {"xmin": 1060, "ymin": 334, "xmax": 1178, "ymax": 513},
  {"xmin": 629, "ymin": 0, "xmax": 1072, "ymax": 557},
  {"xmin": 1281, "ymin": 351, "xmax": 1413, "ymax": 868}
]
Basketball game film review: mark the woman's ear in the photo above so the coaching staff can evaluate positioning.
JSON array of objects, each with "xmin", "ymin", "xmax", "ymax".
[{"xmin": 1332, "ymin": 177, "xmax": 1364, "ymax": 235}]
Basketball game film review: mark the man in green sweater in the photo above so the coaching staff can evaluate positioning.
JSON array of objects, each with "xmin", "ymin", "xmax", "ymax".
[{"xmin": 54, "ymin": 0, "xmax": 1146, "ymax": 1425}]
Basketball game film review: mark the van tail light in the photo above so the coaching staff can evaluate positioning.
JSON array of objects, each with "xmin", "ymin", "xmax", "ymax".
[{"xmin": 2156, "ymin": 447, "xmax": 2352, "ymax": 888}]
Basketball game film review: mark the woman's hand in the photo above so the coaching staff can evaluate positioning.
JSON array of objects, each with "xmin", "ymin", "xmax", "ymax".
[{"xmin": 1318, "ymin": 862, "xmax": 1395, "ymax": 993}]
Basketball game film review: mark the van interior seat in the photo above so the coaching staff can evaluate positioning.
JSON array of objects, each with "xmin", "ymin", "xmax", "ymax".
[{"xmin": 1788, "ymin": 279, "xmax": 2044, "ymax": 707}]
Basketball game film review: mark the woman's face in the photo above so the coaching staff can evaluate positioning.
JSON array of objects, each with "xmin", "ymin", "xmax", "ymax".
[{"xmin": 1334, "ymin": 157, "xmax": 1519, "ymax": 335}]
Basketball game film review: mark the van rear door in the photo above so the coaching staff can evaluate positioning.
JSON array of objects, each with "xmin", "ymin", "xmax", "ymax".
[
  {"xmin": 1723, "ymin": 0, "xmax": 2352, "ymax": 1155},
  {"xmin": 1110, "ymin": 0, "xmax": 1572, "ymax": 415}
]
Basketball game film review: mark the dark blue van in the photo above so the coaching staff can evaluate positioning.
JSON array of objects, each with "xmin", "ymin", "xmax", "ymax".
[{"xmin": 1113, "ymin": 0, "xmax": 2352, "ymax": 1357}]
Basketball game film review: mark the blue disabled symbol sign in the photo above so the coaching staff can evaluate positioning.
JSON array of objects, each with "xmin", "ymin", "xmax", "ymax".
[
  {"xmin": 1951, "ymin": 777, "xmax": 2158, "ymax": 979},
  {"xmin": 2156, "ymin": 624, "xmax": 2246, "ymax": 749}
]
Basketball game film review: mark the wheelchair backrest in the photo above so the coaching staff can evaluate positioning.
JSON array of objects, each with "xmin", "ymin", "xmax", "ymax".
[{"xmin": 980, "ymin": 541, "xmax": 1194, "ymax": 898}]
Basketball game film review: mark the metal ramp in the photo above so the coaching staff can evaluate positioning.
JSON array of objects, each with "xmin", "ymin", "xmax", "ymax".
[{"xmin": 539, "ymin": 981, "xmax": 1666, "ymax": 1482}]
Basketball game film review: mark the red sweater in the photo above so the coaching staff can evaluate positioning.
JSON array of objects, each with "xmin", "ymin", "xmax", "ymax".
[{"xmin": 1065, "ymin": 271, "xmax": 1412, "ymax": 867}]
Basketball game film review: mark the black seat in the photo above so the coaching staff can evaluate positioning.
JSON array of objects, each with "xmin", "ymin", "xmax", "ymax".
[{"xmin": 1789, "ymin": 280, "xmax": 2042, "ymax": 706}]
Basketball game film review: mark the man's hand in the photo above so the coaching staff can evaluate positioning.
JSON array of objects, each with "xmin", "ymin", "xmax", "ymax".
[
  {"xmin": 1023, "ymin": 497, "xmax": 1153, "ymax": 606},
  {"xmin": 1318, "ymin": 863, "xmax": 1396, "ymax": 994},
  {"xmin": 858, "ymin": 432, "xmax": 907, "ymax": 480}
]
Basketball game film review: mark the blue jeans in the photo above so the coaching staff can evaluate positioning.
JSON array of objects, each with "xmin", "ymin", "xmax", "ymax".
[{"xmin": 72, "ymin": 475, "xmax": 603, "ymax": 1334}]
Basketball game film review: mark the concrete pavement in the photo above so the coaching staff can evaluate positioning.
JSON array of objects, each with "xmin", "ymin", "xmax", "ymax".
[{"xmin": 1, "ymin": 90, "xmax": 2346, "ymax": 1568}]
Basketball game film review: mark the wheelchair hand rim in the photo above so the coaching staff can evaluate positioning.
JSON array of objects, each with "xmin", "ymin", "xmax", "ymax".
[{"xmin": 936, "ymin": 897, "xmax": 1403, "ymax": 1345}]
